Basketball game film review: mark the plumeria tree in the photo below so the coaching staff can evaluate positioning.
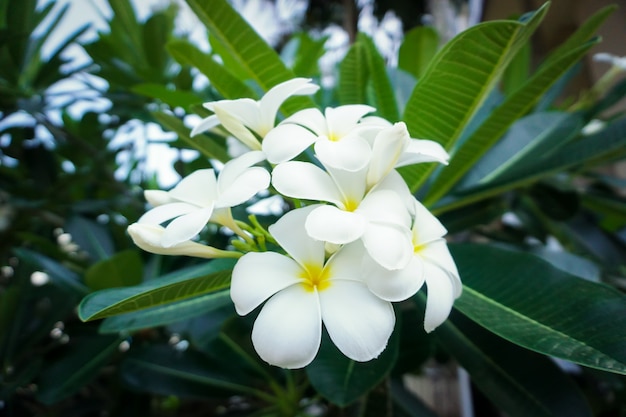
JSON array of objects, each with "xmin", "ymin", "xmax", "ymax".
[{"xmin": 3, "ymin": 0, "xmax": 626, "ymax": 416}]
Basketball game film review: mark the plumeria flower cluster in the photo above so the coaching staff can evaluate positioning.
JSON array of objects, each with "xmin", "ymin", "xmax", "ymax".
[{"xmin": 128, "ymin": 78, "xmax": 461, "ymax": 369}]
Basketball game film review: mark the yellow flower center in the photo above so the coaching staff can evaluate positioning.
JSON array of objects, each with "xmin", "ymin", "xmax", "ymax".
[
  {"xmin": 414, "ymin": 243, "xmax": 426, "ymax": 254},
  {"xmin": 300, "ymin": 262, "xmax": 332, "ymax": 292},
  {"xmin": 343, "ymin": 198, "xmax": 359, "ymax": 212},
  {"xmin": 327, "ymin": 132, "xmax": 341, "ymax": 142}
]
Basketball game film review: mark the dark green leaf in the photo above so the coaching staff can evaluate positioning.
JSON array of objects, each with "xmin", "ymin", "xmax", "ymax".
[
  {"xmin": 13, "ymin": 248, "xmax": 88, "ymax": 295},
  {"xmin": 400, "ymin": 4, "xmax": 549, "ymax": 192},
  {"xmin": 120, "ymin": 344, "xmax": 266, "ymax": 399},
  {"xmin": 79, "ymin": 259, "xmax": 236, "ymax": 321},
  {"xmin": 153, "ymin": 111, "xmax": 229, "ymax": 162},
  {"xmin": 359, "ymin": 33, "xmax": 399, "ymax": 121},
  {"xmin": 132, "ymin": 83, "xmax": 201, "ymax": 109},
  {"xmin": 37, "ymin": 335, "xmax": 123, "ymax": 404},
  {"xmin": 398, "ymin": 26, "xmax": 439, "ymax": 80},
  {"xmin": 432, "ymin": 307, "xmax": 592, "ymax": 417},
  {"xmin": 451, "ymin": 243, "xmax": 626, "ymax": 375},
  {"xmin": 306, "ymin": 329, "xmax": 399, "ymax": 406},
  {"xmin": 99, "ymin": 290, "xmax": 231, "ymax": 333},
  {"xmin": 338, "ymin": 41, "xmax": 368, "ymax": 105},
  {"xmin": 65, "ymin": 215, "xmax": 115, "ymax": 262},
  {"xmin": 85, "ymin": 249, "xmax": 143, "ymax": 291}
]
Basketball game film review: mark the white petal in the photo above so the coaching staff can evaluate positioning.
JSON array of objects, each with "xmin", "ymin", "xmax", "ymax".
[
  {"xmin": 217, "ymin": 150, "xmax": 266, "ymax": 192},
  {"xmin": 211, "ymin": 98, "xmax": 261, "ymax": 133},
  {"xmin": 231, "ymin": 252, "xmax": 303, "ymax": 315},
  {"xmin": 263, "ymin": 123, "xmax": 317, "ymax": 164},
  {"xmin": 271, "ymin": 161, "xmax": 343, "ymax": 206},
  {"xmin": 169, "ymin": 169, "xmax": 218, "ymax": 207},
  {"xmin": 396, "ymin": 139, "xmax": 449, "ymax": 167},
  {"xmin": 314, "ymin": 135, "xmax": 371, "ymax": 172},
  {"xmin": 325, "ymin": 165, "xmax": 367, "ymax": 207},
  {"xmin": 282, "ymin": 107, "xmax": 328, "ymax": 135},
  {"xmin": 252, "ymin": 284, "xmax": 321, "ymax": 369},
  {"xmin": 423, "ymin": 261, "xmax": 456, "ymax": 333},
  {"xmin": 161, "ymin": 206, "xmax": 214, "ymax": 247},
  {"xmin": 325, "ymin": 105, "xmax": 375, "ymax": 138},
  {"xmin": 373, "ymin": 170, "xmax": 414, "ymax": 214},
  {"xmin": 144, "ymin": 190, "xmax": 174, "ymax": 207},
  {"xmin": 412, "ymin": 199, "xmax": 447, "ymax": 244},
  {"xmin": 259, "ymin": 78, "xmax": 319, "ymax": 134},
  {"xmin": 269, "ymin": 206, "xmax": 325, "ymax": 267},
  {"xmin": 324, "ymin": 241, "xmax": 367, "ymax": 282},
  {"xmin": 217, "ymin": 167, "xmax": 270, "ymax": 207},
  {"xmin": 190, "ymin": 114, "xmax": 221, "ymax": 137},
  {"xmin": 212, "ymin": 105, "xmax": 262, "ymax": 151},
  {"xmin": 365, "ymin": 255, "xmax": 425, "ymax": 302},
  {"xmin": 358, "ymin": 189, "xmax": 411, "ymax": 228},
  {"xmin": 138, "ymin": 202, "xmax": 197, "ymax": 225},
  {"xmin": 319, "ymin": 280, "xmax": 394, "ymax": 362},
  {"xmin": 419, "ymin": 239, "xmax": 461, "ymax": 298},
  {"xmin": 305, "ymin": 205, "xmax": 367, "ymax": 244},
  {"xmin": 367, "ymin": 122, "xmax": 409, "ymax": 186},
  {"xmin": 362, "ymin": 222, "xmax": 413, "ymax": 270},
  {"xmin": 127, "ymin": 223, "xmax": 235, "ymax": 259}
]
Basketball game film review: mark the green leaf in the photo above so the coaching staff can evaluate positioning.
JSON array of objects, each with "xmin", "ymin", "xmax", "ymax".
[
  {"xmin": 398, "ymin": 26, "xmax": 439, "ymax": 80},
  {"xmin": 422, "ymin": 38, "xmax": 596, "ymax": 206},
  {"xmin": 99, "ymin": 290, "xmax": 231, "ymax": 333},
  {"xmin": 450, "ymin": 243, "xmax": 626, "ymax": 375},
  {"xmin": 291, "ymin": 32, "xmax": 327, "ymax": 77},
  {"xmin": 79, "ymin": 258, "xmax": 236, "ymax": 321},
  {"xmin": 400, "ymin": 4, "xmax": 549, "ymax": 192},
  {"xmin": 37, "ymin": 335, "xmax": 123, "ymax": 404},
  {"xmin": 359, "ymin": 33, "xmax": 400, "ymax": 121},
  {"xmin": 306, "ymin": 329, "xmax": 399, "ymax": 406},
  {"xmin": 185, "ymin": 0, "xmax": 315, "ymax": 116},
  {"xmin": 167, "ymin": 39, "xmax": 255, "ymax": 100},
  {"xmin": 432, "ymin": 308, "xmax": 592, "ymax": 417},
  {"xmin": 13, "ymin": 248, "xmax": 88, "ymax": 295},
  {"xmin": 65, "ymin": 215, "xmax": 115, "ymax": 262},
  {"xmin": 501, "ymin": 41, "xmax": 530, "ymax": 96},
  {"xmin": 153, "ymin": 110, "xmax": 229, "ymax": 162},
  {"xmin": 338, "ymin": 41, "xmax": 368, "ymax": 105},
  {"xmin": 85, "ymin": 249, "xmax": 143, "ymax": 291},
  {"xmin": 120, "ymin": 344, "xmax": 266, "ymax": 399},
  {"xmin": 132, "ymin": 83, "xmax": 201, "ymax": 109}
]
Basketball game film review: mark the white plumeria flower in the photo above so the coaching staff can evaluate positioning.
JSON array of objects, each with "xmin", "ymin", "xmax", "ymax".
[
  {"xmin": 127, "ymin": 223, "xmax": 241, "ymax": 259},
  {"xmin": 593, "ymin": 52, "xmax": 626, "ymax": 70},
  {"xmin": 230, "ymin": 206, "xmax": 395, "ymax": 369},
  {"xmin": 366, "ymin": 121, "xmax": 449, "ymax": 189},
  {"xmin": 263, "ymin": 104, "xmax": 385, "ymax": 170},
  {"xmin": 138, "ymin": 151, "xmax": 270, "ymax": 247},
  {"xmin": 363, "ymin": 198, "xmax": 461, "ymax": 332},
  {"xmin": 272, "ymin": 161, "xmax": 413, "ymax": 270},
  {"xmin": 190, "ymin": 78, "xmax": 319, "ymax": 151}
]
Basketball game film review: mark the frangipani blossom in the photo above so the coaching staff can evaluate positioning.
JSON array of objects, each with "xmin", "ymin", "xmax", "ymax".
[
  {"xmin": 190, "ymin": 78, "xmax": 319, "ymax": 151},
  {"xmin": 263, "ymin": 104, "xmax": 384, "ymax": 170},
  {"xmin": 138, "ymin": 151, "xmax": 269, "ymax": 247},
  {"xmin": 230, "ymin": 206, "xmax": 395, "ymax": 369},
  {"xmin": 127, "ymin": 223, "xmax": 241, "ymax": 259},
  {"xmin": 366, "ymin": 122, "xmax": 449, "ymax": 188},
  {"xmin": 272, "ymin": 161, "xmax": 413, "ymax": 270},
  {"xmin": 363, "ymin": 198, "xmax": 461, "ymax": 332}
]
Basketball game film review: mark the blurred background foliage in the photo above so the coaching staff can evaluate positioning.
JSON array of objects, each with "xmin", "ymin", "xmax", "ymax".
[{"xmin": 1, "ymin": 0, "xmax": 626, "ymax": 416}]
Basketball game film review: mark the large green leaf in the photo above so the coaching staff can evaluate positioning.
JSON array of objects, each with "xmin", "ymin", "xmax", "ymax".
[
  {"xmin": 400, "ymin": 4, "xmax": 549, "ymax": 192},
  {"xmin": 99, "ymin": 290, "xmax": 231, "ymax": 333},
  {"xmin": 132, "ymin": 83, "xmax": 201, "ymax": 109},
  {"xmin": 338, "ymin": 41, "xmax": 368, "ymax": 105},
  {"xmin": 306, "ymin": 329, "xmax": 399, "ymax": 406},
  {"xmin": 422, "ymin": 33, "xmax": 600, "ymax": 204},
  {"xmin": 65, "ymin": 215, "xmax": 115, "ymax": 262},
  {"xmin": 85, "ymin": 249, "xmax": 143, "ymax": 291},
  {"xmin": 36, "ymin": 335, "xmax": 123, "ymax": 404},
  {"xmin": 398, "ymin": 26, "xmax": 439, "ymax": 80},
  {"xmin": 13, "ymin": 248, "xmax": 88, "ymax": 295},
  {"xmin": 450, "ymin": 115, "xmax": 626, "ymax": 210},
  {"xmin": 79, "ymin": 258, "xmax": 236, "ymax": 321},
  {"xmin": 153, "ymin": 111, "xmax": 229, "ymax": 162},
  {"xmin": 359, "ymin": 33, "xmax": 399, "ymax": 121},
  {"xmin": 167, "ymin": 39, "xmax": 255, "ymax": 100},
  {"xmin": 291, "ymin": 32, "xmax": 327, "ymax": 78},
  {"xmin": 450, "ymin": 243, "xmax": 626, "ymax": 375},
  {"xmin": 432, "ymin": 308, "xmax": 592, "ymax": 417},
  {"xmin": 185, "ymin": 0, "xmax": 314, "ymax": 116},
  {"xmin": 120, "ymin": 344, "xmax": 267, "ymax": 399}
]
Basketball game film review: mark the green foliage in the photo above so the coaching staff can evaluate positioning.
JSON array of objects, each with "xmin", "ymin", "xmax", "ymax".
[{"xmin": 2, "ymin": 0, "xmax": 626, "ymax": 416}]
